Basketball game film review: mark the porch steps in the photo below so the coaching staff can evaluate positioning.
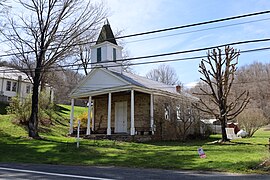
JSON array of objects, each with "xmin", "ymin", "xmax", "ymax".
[{"xmin": 84, "ymin": 134, "xmax": 152, "ymax": 142}]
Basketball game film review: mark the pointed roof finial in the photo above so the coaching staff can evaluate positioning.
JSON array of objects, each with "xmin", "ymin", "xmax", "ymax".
[
  {"xmin": 105, "ymin": 18, "xmax": 110, "ymax": 25},
  {"xmin": 96, "ymin": 19, "xmax": 117, "ymax": 45}
]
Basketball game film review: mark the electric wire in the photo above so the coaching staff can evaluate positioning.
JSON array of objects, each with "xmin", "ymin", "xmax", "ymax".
[{"xmin": 1, "ymin": 10, "xmax": 270, "ymax": 58}]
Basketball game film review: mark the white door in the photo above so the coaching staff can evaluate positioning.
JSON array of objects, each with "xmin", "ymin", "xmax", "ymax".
[{"xmin": 115, "ymin": 101, "xmax": 127, "ymax": 133}]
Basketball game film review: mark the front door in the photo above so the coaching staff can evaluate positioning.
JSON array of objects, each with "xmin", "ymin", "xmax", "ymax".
[{"xmin": 115, "ymin": 101, "xmax": 127, "ymax": 133}]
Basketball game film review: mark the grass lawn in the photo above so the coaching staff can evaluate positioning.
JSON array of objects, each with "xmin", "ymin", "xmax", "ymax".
[{"xmin": 0, "ymin": 105, "xmax": 269, "ymax": 174}]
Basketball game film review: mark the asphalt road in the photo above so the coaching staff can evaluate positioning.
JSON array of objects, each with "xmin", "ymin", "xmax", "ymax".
[{"xmin": 0, "ymin": 163, "xmax": 269, "ymax": 180}]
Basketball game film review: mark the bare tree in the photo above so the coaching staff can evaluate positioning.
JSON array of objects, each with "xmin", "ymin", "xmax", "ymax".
[
  {"xmin": 146, "ymin": 64, "xmax": 181, "ymax": 85},
  {"xmin": 236, "ymin": 108, "xmax": 268, "ymax": 137},
  {"xmin": 175, "ymin": 102, "xmax": 200, "ymax": 141},
  {"xmin": 2, "ymin": 0, "xmax": 107, "ymax": 138},
  {"xmin": 195, "ymin": 46, "xmax": 249, "ymax": 142}
]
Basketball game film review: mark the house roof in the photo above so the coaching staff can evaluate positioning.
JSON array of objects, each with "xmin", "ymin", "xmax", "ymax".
[
  {"xmin": 0, "ymin": 66, "xmax": 31, "ymax": 83},
  {"xmin": 70, "ymin": 68, "xmax": 197, "ymax": 100},
  {"xmin": 96, "ymin": 20, "xmax": 117, "ymax": 45},
  {"xmin": 110, "ymin": 70, "xmax": 197, "ymax": 99}
]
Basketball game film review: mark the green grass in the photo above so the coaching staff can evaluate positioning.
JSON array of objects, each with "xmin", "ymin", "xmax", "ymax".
[
  {"xmin": 56, "ymin": 104, "xmax": 88, "ymax": 119},
  {"xmin": 0, "ymin": 106, "xmax": 269, "ymax": 174}
]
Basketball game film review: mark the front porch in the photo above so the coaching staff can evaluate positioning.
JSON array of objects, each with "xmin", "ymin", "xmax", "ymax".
[{"xmin": 69, "ymin": 89, "xmax": 155, "ymax": 139}]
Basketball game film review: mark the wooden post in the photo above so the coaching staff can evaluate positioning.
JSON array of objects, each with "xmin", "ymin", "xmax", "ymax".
[
  {"xmin": 77, "ymin": 120, "xmax": 80, "ymax": 148},
  {"xmin": 69, "ymin": 98, "xmax": 74, "ymax": 134},
  {"xmin": 86, "ymin": 96, "xmax": 92, "ymax": 135},
  {"xmin": 130, "ymin": 90, "xmax": 135, "ymax": 135},
  {"xmin": 150, "ymin": 93, "xmax": 154, "ymax": 135},
  {"xmin": 92, "ymin": 100, "xmax": 95, "ymax": 132},
  {"xmin": 107, "ymin": 93, "xmax": 111, "ymax": 135}
]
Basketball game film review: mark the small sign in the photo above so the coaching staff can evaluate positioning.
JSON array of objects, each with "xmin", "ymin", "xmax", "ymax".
[{"xmin": 198, "ymin": 147, "xmax": 206, "ymax": 158}]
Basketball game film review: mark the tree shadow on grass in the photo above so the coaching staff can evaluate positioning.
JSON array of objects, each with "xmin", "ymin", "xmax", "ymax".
[
  {"xmin": 54, "ymin": 104, "xmax": 69, "ymax": 115},
  {"xmin": 144, "ymin": 136, "xmax": 221, "ymax": 147}
]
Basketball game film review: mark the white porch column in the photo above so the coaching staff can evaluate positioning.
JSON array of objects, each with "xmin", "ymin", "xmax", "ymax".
[
  {"xmin": 107, "ymin": 92, "xmax": 112, "ymax": 135},
  {"xmin": 86, "ymin": 96, "xmax": 92, "ymax": 135},
  {"xmin": 92, "ymin": 100, "xmax": 95, "ymax": 132},
  {"xmin": 150, "ymin": 93, "xmax": 154, "ymax": 135},
  {"xmin": 69, "ymin": 98, "xmax": 75, "ymax": 134},
  {"xmin": 130, "ymin": 90, "xmax": 135, "ymax": 135}
]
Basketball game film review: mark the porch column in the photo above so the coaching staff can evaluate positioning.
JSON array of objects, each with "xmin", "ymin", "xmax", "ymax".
[
  {"xmin": 150, "ymin": 93, "xmax": 154, "ymax": 135},
  {"xmin": 69, "ymin": 98, "xmax": 75, "ymax": 134},
  {"xmin": 92, "ymin": 100, "xmax": 95, "ymax": 132},
  {"xmin": 130, "ymin": 89, "xmax": 135, "ymax": 135},
  {"xmin": 107, "ymin": 92, "xmax": 112, "ymax": 135},
  {"xmin": 86, "ymin": 96, "xmax": 92, "ymax": 135}
]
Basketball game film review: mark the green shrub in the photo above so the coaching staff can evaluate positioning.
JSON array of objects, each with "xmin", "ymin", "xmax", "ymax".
[
  {"xmin": 74, "ymin": 112, "xmax": 89, "ymax": 128},
  {"xmin": 6, "ymin": 95, "xmax": 32, "ymax": 124},
  {"xmin": 6, "ymin": 92, "xmax": 54, "ymax": 125}
]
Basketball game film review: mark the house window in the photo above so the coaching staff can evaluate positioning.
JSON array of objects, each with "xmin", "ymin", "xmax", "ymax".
[
  {"xmin": 12, "ymin": 82, "xmax": 17, "ymax": 92},
  {"xmin": 6, "ymin": 81, "xmax": 11, "ymax": 91},
  {"xmin": 97, "ymin": 47, "xmax": 101, "ymax": 62},
  {"xmin": 113, "ymin": 48, "xmax": 116, "ymax": 61},
  {"xmin": 176, "ymin": 105, "xmax": 181, "ymax": 121},
  {"xmin": 164, "ymin": 103, "xmax": 170, "ymax": 120},
  {"xmin": 26, "ymin": 85, "xmax": 31, "ymax": 94},
  {"xmin": 188, "ymin": 107, "xmax": 192, "ymax": 122}
]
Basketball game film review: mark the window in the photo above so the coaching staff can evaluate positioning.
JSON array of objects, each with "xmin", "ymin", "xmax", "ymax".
[
  {"xmin": 187, "ymin": 107, "xmax": 192, "ymax": 122},
  {"xmin": 12, "ymin": 82, "xmax": 17, "ymax": 92},
  {"xmin": 164, "ymin": 103, "xmax": 170, "ymax": 121},
  {"xmin": 6, "ymin": 81, "xmax": 11, "ymax": 91},
  {"xmin": 176, "ymin": 105, "xmax": 181, "ymax": 121},
  {"xmin": 113, "ymin": 48, "xmax": 116, "ymax": 61},
  {"xmin": 97, "ymin": 47, "xmax": 101, "ymax": 62},
  {"xmin": 26, "ymin": 85, "xmax": 31, "ymax": 94}
]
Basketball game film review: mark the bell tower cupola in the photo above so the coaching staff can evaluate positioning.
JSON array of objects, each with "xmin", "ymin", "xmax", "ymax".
[{"xmin": 91, "ymin": 20, "xmax": 123, "ymax": 72}]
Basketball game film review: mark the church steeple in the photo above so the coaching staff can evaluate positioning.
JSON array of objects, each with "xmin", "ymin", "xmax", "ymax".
[
  {"xmin": 90, "ymin": 20, "xmax": 123, "ymax": 72},
  {"xmin": 96, "ymin": 20, "xmax": 117, "ymax": 45}
]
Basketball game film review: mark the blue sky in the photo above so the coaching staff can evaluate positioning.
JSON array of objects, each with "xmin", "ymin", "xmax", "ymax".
[{"xmin": 101, "ymin": 0, "xmax": 270, "ymax": 87}]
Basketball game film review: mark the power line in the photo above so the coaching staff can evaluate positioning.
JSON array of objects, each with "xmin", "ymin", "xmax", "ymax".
[
  {"xmin": 1, "ymin": 45, "xmax": 270, "ymax": 73},
  {"xmin": 113, "ymin": 10, "xmax": 270, "ymax": 40},
  {"xmin": 11, "ymin": 37, "xmax": 270, "ymax": 71},
  {"xmin": 126, "ymin": 17, "xmax": 270, "ymax": 44},
  {"xmin": 1, "ymin": 10, "xmax": 270, "ymax": 58},
  {"xmin": 43, "ymin": 37, "xmax": 270, "ymax": 69}
]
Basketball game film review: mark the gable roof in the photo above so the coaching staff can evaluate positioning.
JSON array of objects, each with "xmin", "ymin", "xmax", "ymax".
[
  {"xmin": 70, "ymin": 68, "xmax": 130, "ymax": 97},
  {"xmin": 110, "ymin": 70, "xmax": 197, "ymax": 100},
  {"xmin": 96, "ymin": 20, "xmax": 117, "ymax": 45},
  {"xmin": 110, "ymin": 70, "xmax": 178, "ymax": 94},
  {"xmin": 0, "ymin": 66, "xmax": 31, "ymax": 83},
  {"xmin": 70, "ymin": 67, "xmax": 197, "ymax": 100}
]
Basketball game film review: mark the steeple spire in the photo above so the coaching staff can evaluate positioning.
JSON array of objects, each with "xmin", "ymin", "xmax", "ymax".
[{"xmin": 96, "ymin": 19, "xmax": 117, "ymax": 45}]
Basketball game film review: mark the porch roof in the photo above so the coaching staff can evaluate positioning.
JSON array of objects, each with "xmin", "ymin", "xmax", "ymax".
[{"xmin": 70, "ymin": 68, "xmax": 197, "ymax": 100}]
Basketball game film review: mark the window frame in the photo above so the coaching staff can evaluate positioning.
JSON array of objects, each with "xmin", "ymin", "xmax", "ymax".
[
  {"xmin": 12, "ymin": 82, "xmax": 17, "ymax": 92},
  {"xmin": 164, "ymin": 103, "xmax": 171, "ymax": 121},
  {"xmin": 113, "ymin": 48, "xmax": 116, "ymax": 62},
  {"xmin": 97, "ymin": 47, "xmax": 101, "ymax": 62},
  {"xmin": 26, "ymin": 85, "xmax": 31, "ymax": 94},
  {"xmin": 6, "ymin": 81, "xmax": 11, "ymax": 91}
]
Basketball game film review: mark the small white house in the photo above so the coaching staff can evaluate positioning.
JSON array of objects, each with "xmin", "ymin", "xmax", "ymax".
[{"xmin": 0, "ymin": 66, "xmax": 53, "ymax": 103}]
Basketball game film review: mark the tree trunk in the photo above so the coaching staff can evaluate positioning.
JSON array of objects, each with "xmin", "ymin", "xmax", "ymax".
[
  {"xmin": 28, "ymin": 66, "xmax": 41, "ymax": 139},
  {"xmin": 220, "ymin": 116, "xmax": 228, "ymax": 142}
]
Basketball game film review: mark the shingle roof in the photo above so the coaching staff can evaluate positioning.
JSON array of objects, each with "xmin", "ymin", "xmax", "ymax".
[
  {"xmin": 110, "ymin": 70, "xmax": 197, "ymax": 99},
  {"xmin": 0, "ymin": 66, "xmax": 31, "ymax": 82},
  {"xmin": 96, "ymin": 20, "xmax": 117, "ymax": 45}
]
